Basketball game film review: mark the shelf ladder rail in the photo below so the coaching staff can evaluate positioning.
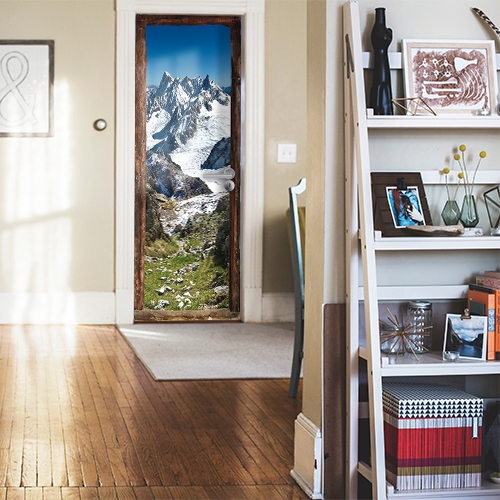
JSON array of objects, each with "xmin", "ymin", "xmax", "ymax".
[{"xmin": 344, "ymin": 1, "xmax": 386, "ymax": 499}]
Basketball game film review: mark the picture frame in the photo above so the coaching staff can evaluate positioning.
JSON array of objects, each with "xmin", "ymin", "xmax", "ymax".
[
  {"xmin": 371, "ymin": 172, "xmax": 432, "ymax": 237},
  {"xmin": 402, "ymin": 39, "xmax": 498, "ymax": 115},
  {"xmin": 0, "ymin": 40, "xmax": 54, "ymax": 137},
  {"xmin": 442, "ymin": 313, "xmax": 487, "ymax": 360}
]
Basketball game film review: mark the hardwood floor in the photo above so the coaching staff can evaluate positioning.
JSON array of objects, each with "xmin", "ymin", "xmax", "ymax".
[{"xmin": 0, "ymin": 325, "xmax": 306, "ymax": 500}]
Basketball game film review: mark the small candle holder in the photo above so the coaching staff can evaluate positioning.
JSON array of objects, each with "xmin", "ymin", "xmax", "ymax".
[{"xmin": 442, "ymin": 350, "xmax": 460, "ymax": 362}]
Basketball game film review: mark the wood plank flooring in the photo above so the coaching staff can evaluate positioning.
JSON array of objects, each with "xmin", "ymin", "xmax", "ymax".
[{"xmin": 0, "ymin": 325, "xmax": 305, "ymax": 500}]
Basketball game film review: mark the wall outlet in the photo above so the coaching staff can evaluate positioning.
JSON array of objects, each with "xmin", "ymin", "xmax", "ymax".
[{"xmin": 277, "ymin": 143, "xmax": 297, "ymax": 163}]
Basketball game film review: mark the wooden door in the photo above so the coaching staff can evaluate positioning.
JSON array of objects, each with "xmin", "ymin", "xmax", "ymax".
[{"xmin": 134, "ymin": 15, "xmax": 241, "ymax": 321}]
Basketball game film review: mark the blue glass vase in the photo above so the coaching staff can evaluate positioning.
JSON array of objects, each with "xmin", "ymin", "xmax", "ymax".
[
  {"xmin": 460, "ymin": 194, "xmax": 479, "ymax": 228},
  {"xmin": 441, "ymin": 200, "xmax": 460, "ymax": 225}
]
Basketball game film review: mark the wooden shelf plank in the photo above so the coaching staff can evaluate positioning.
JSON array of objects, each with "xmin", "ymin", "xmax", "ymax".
[
  {"xmin": 358, "ymin": 462, "xmax": 500, "ymax": 499},
  {"xmin": 367, "ymin": 116, "xmax": 500, "ymax": 129},
  {"xmin": 358, "ymin": 285, "xmax": 468, "ymax": 301},
  {"xmin": 379, "ymin": 352, "xmax": 500, "ymax": 376},
  {"xmin": 373, "ymin": 235, "xmax": 500, "ymax": 251},
  {"xmin": 362, "ymin": 51, "xmax": 500, "ymax": 72},
  {"xmin": 386, "ymin": 480, "xmax": 500, "ymax": 499}
]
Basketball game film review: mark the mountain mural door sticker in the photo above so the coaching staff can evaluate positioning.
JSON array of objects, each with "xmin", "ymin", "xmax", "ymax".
[{"xmin": 135, "ymin": 16, "xmax": 241, "ymax": 320}]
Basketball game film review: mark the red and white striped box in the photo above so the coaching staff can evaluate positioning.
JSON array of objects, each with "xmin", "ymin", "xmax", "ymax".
[{"xmin": 383, "ymin": 383, "xmax": 483, "ymax": 491}]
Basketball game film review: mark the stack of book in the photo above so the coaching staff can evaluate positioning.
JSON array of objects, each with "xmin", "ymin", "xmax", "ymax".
[
  {"xmin": 470, "ymin": 270, "xmax": 500, "ymax": 360},
  {"xmin": 383, "ymin": 382, "xmax": 483, "ymax": 491}
]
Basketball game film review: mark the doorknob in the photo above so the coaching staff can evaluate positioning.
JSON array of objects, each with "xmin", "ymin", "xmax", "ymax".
[{"xmin": 201, "ymin": 167, "xmax": 235, "ymax": 191}]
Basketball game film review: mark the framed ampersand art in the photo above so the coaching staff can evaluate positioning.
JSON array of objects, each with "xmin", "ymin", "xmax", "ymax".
[{"xmin": 0, "ymin": 40, "xmax": 54, "ymax": 137}]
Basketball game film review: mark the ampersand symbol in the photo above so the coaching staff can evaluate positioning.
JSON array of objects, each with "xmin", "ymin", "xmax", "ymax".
[{"xmin": 0, "ymin": 51, "xmax": 38, "ymax": 127}]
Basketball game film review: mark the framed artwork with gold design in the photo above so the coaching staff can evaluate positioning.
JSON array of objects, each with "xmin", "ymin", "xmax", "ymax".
[{"xmin": 402, "ymin": 39, "xmax": 497, "ymax": 115}]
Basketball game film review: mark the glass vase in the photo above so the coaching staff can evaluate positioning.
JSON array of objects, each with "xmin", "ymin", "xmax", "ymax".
[
  {"xmin": 460, "ymin": 194, "xmax": 479, "ymax": 228},
  {"xmin": 441, "ymin": 200, "xmax": 460, "ymax": 225}
]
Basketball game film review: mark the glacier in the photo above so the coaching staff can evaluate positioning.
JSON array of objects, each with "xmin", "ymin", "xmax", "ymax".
[{"xmin": 146, "ymin": 72, "xmax": 231, "ymax": 195}]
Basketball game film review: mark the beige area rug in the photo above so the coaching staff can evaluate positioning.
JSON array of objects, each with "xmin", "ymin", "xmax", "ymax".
[{"xmin": 117, "ymin": 322, "xmax": 298, "ymax": 380}]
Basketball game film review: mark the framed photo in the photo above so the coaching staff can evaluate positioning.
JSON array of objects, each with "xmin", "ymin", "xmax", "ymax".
[
  {"xmin": 386, "ymin": 185, "xmax": 425, "ymax": 228},
  {"xmin": 443, "ymin": 313, "xmax": 487, "ymax": 360},
  {"xmin": 0, "ymin": 40, "xmax": 54, "ymax": 136},
  {"xmin": 371, "ymin": 172, "xmax": 432, "ymax": 237},
  {"xmin": 402, "ymin": 39, "xmax": 498, "ymax": 115}
]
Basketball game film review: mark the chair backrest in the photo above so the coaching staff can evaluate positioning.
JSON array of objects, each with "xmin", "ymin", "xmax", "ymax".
[{"xmin": 288, "ymin": 178, "xmax": 306, "ymax": 309}]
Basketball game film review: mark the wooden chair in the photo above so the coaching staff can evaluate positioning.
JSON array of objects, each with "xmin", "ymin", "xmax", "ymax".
[{"xmin": 287, "ymin": 178, "xmax": 306, "ymax": 398}]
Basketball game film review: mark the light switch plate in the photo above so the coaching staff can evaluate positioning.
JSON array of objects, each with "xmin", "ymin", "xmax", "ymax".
[{"xmin": 277, "ymin": 143, "xmax": 297, "ymax": 163}]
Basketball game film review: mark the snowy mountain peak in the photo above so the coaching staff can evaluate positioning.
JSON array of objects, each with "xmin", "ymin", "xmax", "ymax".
[
  {"xmin": 157, "ymin": 71, "xmax": 174, "ymax": 95},
  {"xmin": 147, "ymin": 73, "xmax": 230, "ymax": 160}
]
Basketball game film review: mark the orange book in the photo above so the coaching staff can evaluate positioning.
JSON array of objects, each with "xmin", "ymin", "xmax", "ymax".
[{"xmin": 468, "ymin": 286, "xmax": 496, "ymax": 360}]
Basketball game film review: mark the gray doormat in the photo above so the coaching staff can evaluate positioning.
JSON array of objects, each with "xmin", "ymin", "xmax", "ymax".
[{"xmin": 117, "ymin": 322, "xmax": 297, "ymax": 380}]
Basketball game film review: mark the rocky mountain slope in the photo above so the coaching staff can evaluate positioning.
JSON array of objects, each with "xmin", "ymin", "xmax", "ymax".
[
  {"xmin": 147, "ymin": 150, "xmax": 211, "ymax": 200},
  {"xmin": 200, "ymin": 137, "xmax": 231, "ymax": 170},
  {"xmin": 143, "ymin": 72, "xmax": 232, "ymax": 311},
  {"xmin": 143, "ymin": 194, "xmax": 230, "ymax": 311}
]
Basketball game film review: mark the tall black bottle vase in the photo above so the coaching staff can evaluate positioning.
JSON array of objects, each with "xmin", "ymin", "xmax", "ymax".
[{"xmin": 369, "ymin": 8, "xmax": 393, "ymax": 115}]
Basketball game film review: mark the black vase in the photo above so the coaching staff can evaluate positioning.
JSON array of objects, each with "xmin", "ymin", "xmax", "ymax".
[{"xmin": 369, "ymin": 8, "xmax": 393, "ymax": 115}]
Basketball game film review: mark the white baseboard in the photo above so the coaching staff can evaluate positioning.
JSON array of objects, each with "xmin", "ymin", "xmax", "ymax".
[
  {"xmin": 291, "ymin": 412, "xmax": 323, "ymax": 499},
  {"xmin": 115, "ymin": 288, "xmax": 134, "ymax": 325},
  {"xmin": 262, "ymin": 292, "xmax": 294, "ymax": 322},
  {"xmin": 0, "ymin": 292, "xmax": 115, "ymax": 324},
  {"xmin": 0, "ymin": 290, "xmax": 292, "ymax": 324}
]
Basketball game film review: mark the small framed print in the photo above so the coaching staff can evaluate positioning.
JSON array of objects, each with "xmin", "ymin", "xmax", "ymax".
[
  {"xmin": 443, "ymin": 313, "xmax": 487, "ymax": 360},
  {"xmin": 0, "ymin": 40, "xmax": 54, "ymax": 137},
  {"xmin": 371, "ymin": 172, "xmax": 432, "ymax": 237},
  {"xmin": 386, "ymin": 186, "xmax": 425, "ymax": 228},
  {"xmin": 402, "ymin": 39, "xmax": 498, "ymax": 115}
]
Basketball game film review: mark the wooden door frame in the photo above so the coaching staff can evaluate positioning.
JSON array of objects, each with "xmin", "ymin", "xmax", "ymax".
[
  {"xmin": 115, "ymin": 0, "xmax": 265, "ymax": 325},
  {"xmin": 134, "ymin": 15, "xmax": 241, "ymax": 316}
]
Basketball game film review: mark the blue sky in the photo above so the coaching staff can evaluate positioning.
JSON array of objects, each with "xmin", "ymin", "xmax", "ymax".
[{"xmin": 146, "ymin": 24, "xmax": 231, "ymax": 88}]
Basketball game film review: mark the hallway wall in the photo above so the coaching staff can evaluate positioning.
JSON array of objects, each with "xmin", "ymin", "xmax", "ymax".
[
  {"xmin": 0, "ymin": 0, "xmax": 308, "ymax": 323},
  {"xmin": 0, "ymin": 0, "xmax": 115, "ymax": 322}
]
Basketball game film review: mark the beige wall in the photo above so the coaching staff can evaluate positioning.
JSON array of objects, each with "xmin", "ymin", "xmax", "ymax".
[
  {"xmin": 0, "ymin": 0, "xmax": 306, "ymax": 297},
  {"xmin": 263, "ymin": 0, "xmax": 308, "ymax": 294},
  {"xmin": 302, "ymin": 0, "xmax": 326, "ymax": 427},
  {"xmin": 0, "ymin": 0, "xmax": 115, "ymax": 294}
]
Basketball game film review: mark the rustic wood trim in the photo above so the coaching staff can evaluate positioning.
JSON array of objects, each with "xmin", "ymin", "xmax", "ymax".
[
  {"xmin": 134, "ymin": 15, "xmax": 241, "ymax": 27},
  {"xmin": 134, "ymin": 308, "xmax": 240, "ymax": 322},
  {"xmin": 134, "ymin": 18, "xmax": 148, "ymax": 310},
  {"xmin": 229, "ymin": 18, "xmax": 241, "ymax": 312},
  {"xmin": 323, "ymin": 303, "xmax": 346, "ymax": 500},
  {"xmin": 134, "ymin": 15, "xmax": 242, "ymax": 316}
]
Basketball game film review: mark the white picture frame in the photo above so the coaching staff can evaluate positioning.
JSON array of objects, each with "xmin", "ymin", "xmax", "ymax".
[
  {"xmin": 402, "ymin": 39, "xmax": 498, "ymax": 115},
  {"xmin": 0, "ymin": 40, "xmax": 54, "ymax": 136},
  {"xmin": 442, "ymin": 313, "xmax": 487, "ymax": 360}
]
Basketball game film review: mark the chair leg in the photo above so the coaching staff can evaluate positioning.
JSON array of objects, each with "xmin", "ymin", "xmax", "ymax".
[{"xmin": 288, "ymin": 317, "xmax": 304, "ymax": 398}]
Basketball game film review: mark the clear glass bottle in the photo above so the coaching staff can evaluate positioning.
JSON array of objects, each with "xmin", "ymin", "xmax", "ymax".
[{"xmin": 407, "ymin": 301, "xmax": 432, "ymax": 353}]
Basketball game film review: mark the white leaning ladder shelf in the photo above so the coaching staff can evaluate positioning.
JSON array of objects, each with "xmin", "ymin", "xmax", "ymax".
[{"xmin": 343, "ymin": 1, "xmax": 500, "ymax": 499}]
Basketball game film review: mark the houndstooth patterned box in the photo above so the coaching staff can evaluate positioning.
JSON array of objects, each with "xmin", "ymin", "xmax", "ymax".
[{"xmin": 383, "ymin": 383, "xmax": 483, "ymax": 491}]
